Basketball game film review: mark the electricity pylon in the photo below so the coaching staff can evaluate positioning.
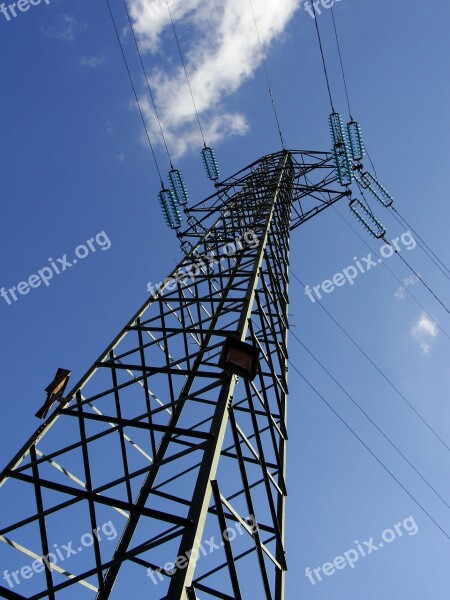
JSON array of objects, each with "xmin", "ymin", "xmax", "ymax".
[{"xmin": 0, "ymin": 150, "xmax": 349, "ymax": 600}]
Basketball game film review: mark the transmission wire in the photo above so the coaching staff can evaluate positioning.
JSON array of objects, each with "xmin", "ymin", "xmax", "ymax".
[
  {"xmin": 331, "ymin": 204, "xmax": 450, "ymax": 343},
  {"xmin": 296, "ymin": 169, "xmax": 450, "ymax": 445},
  {"xmin": 310, "ymin": 2, "xmax": 450, "ymax": 543},
  {"xmin": 330, "ymin": 6, "xmax": 351, "ymax": 116},
  {"xmin": 391, "ymin": 208, "xmax": 450, "ymax": 281},
  {"xmin": 358, "ymin": 162, "xmax": 450, "ymax": 283},
  {"xmin": 290, "ymin": 362, "xmax": 450, "ymax": 543},
  {"xmin": 390, "ymin": 245, "xmax": 450, "ymax": 317},
  {"xmin": 123, "ymin": 0, "xmax": 173, "ymax": 168},
  {"xmin": 356, "ymin": 169, "xmax": 450, "ymax": 284},
  {"xmin": 291, "ymin": 330, "xmax": 450, "ymax": 513},
  {"xmin": 164, "ymin": 0, "xmax": 207, "ymax": 147},
  {"xmin": 354, "ymin": 182, "xmax": 450, "ymax": 317},
  {"xmin": 330, "ymin": 4, "xmax": 379, "ymax": 180},
  {"xmin": 248, "ymin": 0, "xmax": 286, "ymax": 149},
  {"xmin": 106, "ymin": 0, "xmax": 164, "ymax": 186},
  {"xmin": 290, "ymin": 268, "xmax": 450, "ymax": 455},
  {"xmin": 330, "ymin": 6, "xmax": 450, "ymax": 284},
  {"xmin": 312, "ymin": 4, "xmax": 334, "ymax": 110},
  {"xmin": 364, "ymin": 148, "xmax": 379, "ymax": 178},
  {"xmin": 299, "ymin": 166, "xmax": 450, "ymax": 341}
]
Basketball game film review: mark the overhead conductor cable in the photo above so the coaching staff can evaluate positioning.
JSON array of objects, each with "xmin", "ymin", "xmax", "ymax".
[
  {"xmin": 123, "ymin": 0, "xmax": 189, "ymax": 212},
  {"xmin": 293, "ymin": 331, "xmax": 450, "ymax": 515},
  {"xmin": 164, "ymin": 0, "xmax": 220, "ymax": 182},
  {"xmin": 290, "ymin": 268, "xmax": 450, "ymax": 456},
  {"xmin": 290, "ymin": 363, "xmax": 450, "ymax": 544},
  {"xmin": 249, "ymin": 0, "xmax": 286, "ymax": 149},
  {"xmin": 106, "ymin": 0, "xmax": 163, "ymax": 187}
]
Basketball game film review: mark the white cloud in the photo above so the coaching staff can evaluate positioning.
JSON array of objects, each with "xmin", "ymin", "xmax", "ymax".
[
  {"xmin": 129, "ymin": 0, "xmax": 204, "ymax": 53},
  {"xmin": 42, "ymin": 15, "xmax": 88, "ymax": 42},
  {"xmin": 80, "ymin": 56, "xmax": 105, "ymax": 69},
  {"xmin": 420, "ymin": 342, "xmax": 431, "ymax": 355},
  {"xmin": 395, "ymin": 274, "xmax": 419, "ymax": 300},
  {"xmin": 411, "ymin": 312, "xmax": 439, "ymax": 355},
  {"xmin": 127, "ymin": 0, "xmax": 300, "ymax": 157}
]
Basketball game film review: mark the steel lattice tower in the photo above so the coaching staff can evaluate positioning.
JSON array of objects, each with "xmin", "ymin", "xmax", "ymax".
[{"xmin": 0, "ymin": 150, "xmax": 348, "ymax": 600}]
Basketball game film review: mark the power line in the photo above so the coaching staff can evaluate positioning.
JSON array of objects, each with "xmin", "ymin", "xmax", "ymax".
[
  {"xmin": 290, "ymin": 268, "xmax": 450, "ymax": 455},
  {"xmin": 392, "ymin": 248, "xmax": 450, "ymax": 317},
  {"xmin": 364, "ymin": 147, "xmax": 379, "ymax": 178},
  {"xmin": 291, "ymin": 330, "xmax": 450, "ymax": 513},
  {"xmin": 330, "ymin": 5, "xmax": 378, "ymax": 179},
  {"xmin": 106, "ymin": 0, "xmax": 164, "ymax": 186},
  {"xmin": 331, "ymin": 7, "xmax": 450, "ymax": 285},
  {"xmin": 391, "ymin": 207, "xmax": 450, "ymax": 282},
  {"xmin": 327, "ymin": 0, "xmax": 449, "ymax": 300},
  {"xmin": 123, "ymin": 0, "xmax": 173, "ymax": 168},
  {"xmin": 330, "ymin": 6, "xmax": 351, "ymax": 116},
  {"xmin": 290, "ymin": 362, "xmax": 450, "ymax": 543},
  {"xmin": 331, "ymin": 204, "xmax": 450, "ymax": 343},
  {"xmin": 355, "ymin": 152, "xmax": 450, "ymax": 286},
  {"xmin": 311, "ymin": 4, "xmax": 334, "ymax": 110},
  {"xmin": 354, "ymin": 160, "xmax": 450, "ymax": 286},
  {"xmin": 299, "ymin": 167, "xmax": 450, "ymax": 341},
  {"xmin": 330, "ymin": 3, "xmax": 382, "ymax": 187},
  {"xmin": 164, "ymin": 0, "xmax": 206, "ymax": 147},
  {"xmin": 354, "ymin": 160, "xmax": 449, "ymax": 300},
  {"xmin": 354, "ymin": 150, "xmax": 450, "ymax": 290},
  {"xmin": 248, "ymin": 0, "xmax": 286, "ymax": 149}
]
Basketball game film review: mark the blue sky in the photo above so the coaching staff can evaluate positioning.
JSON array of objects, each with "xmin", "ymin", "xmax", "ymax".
[{"xmin": 0, "ymin": 0, "xmax": 450, "ymax": 597}]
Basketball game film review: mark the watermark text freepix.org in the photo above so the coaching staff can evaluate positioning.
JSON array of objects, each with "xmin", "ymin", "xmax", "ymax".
[
  {"xmin": 0, "ymin": 0, "xmax": 50, "ymax": 22},
  {"xmin": 147, "ymin": 515, "xmax": 259, "ymax": 585},
  {"xmin": 304, "ymin": 230, "xmax": 416, "ymax": 303},
  {"xmin": 1, "ymin": 231, "xmax": 111, "ymax": 306},
  {"xmin": 303, "ymin": 0, "xmax": 343, "ymax": 19},
  {"xmin": 146, "ymin": 229, "xmax": 259, "ymax": 295},
  {"xmin": 305, "ymin": 515, "xmax": 418, "ymax": 585},
  {"xmin": 3, "ymin": 521, "xmax": 117, "ymax": 589}
]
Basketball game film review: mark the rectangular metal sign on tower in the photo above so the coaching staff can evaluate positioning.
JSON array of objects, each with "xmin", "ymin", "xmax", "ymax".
[{"xmin": 0, "ymin": 150, "xmax": 347, "ymax": 599}]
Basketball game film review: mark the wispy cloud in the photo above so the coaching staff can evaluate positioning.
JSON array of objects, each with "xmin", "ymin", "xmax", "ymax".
[
  {"xmin": 411, "ymin": 312, "xmax": 439, "ymax": 355},
  {"xmin": 127, "ymin": 0, "xmax": 300, "ymax": 158},
  {"xmin": 80, "ymin": 56, "xmax": 105, "ymax": 69},
  {"xmin": 395, "ymin": 274, "xmax": 419, "ymax": 300},
  {"xmin": 42, "ymin": 15, "xmax": 87, "ymax": 42}
]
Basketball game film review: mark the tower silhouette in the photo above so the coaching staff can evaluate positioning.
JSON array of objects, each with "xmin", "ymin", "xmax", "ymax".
[{"xmin": 0, "ymin": 150, "xmax": 348, "ymax": 599}]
